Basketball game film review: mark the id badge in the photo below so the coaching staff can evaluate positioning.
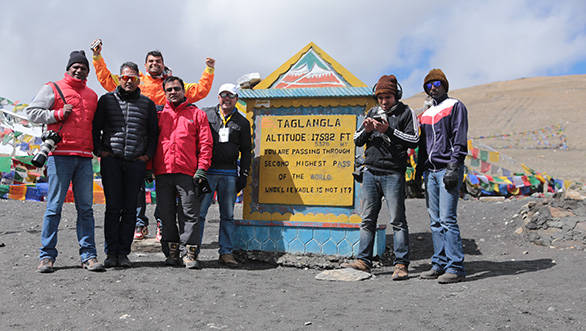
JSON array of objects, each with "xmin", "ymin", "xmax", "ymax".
[{"xmin": 219, "ymin": 127, "xmax": 230, "ymax": 143}]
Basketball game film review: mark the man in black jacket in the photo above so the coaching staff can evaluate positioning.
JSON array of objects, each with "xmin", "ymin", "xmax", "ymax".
[
  {"xmin": 342, "ymin": 75, "xmax": 419, "ymax": 279},
  {"xmin": 199, "ymin": 83, "xmax": 252, "ymax": 267},
  {"xmin": 92, "ymin": 61, "xmax": 158, "ymax": 268}
]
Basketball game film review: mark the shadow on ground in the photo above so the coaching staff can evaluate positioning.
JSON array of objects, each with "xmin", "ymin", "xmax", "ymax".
[{"xmin": 383, "ymin": 232, "xmax": 481, "ymax": 263}]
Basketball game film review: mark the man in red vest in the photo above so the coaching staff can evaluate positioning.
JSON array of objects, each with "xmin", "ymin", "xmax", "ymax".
[{"xmin": 25, "ymin": 50, "xmax": 105, "ymax": 273}]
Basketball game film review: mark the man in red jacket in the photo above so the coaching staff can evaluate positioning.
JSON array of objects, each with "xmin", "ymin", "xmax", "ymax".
[
  {"xmin": 25, "ymin": 50, "xmax": 105, "ymax": 273},
  {"xmin": 153, "ymin": 76, "xmax": 213, "ymax": 269}
]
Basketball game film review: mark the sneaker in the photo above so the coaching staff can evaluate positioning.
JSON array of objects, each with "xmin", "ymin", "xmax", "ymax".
[
  {"xmin": 392, "ymin": 263, "xmax": 409, "ymax": 281},
  {"xmin": 218, "ymin": 254, "xmax": 239, "ymax": 267},
  {"xmin": 420, "ymin": 268, "xmax": 443, "ymax": 279},
  {"xmin": 438, "ymin": 272, "xmax": 465, "ymax": 284},
  {"xmin": 118, "ymin": 255, "xmax": 132, "ymax": 268},
  {"xmin": 341, "ymin": 259, "xmax": 371, "ymax": 273},
  {"xmin": 183, "ymin": 255, "xmax": 201, "ymax": 269},
  {"xmin": 81, "ymin": 258, "xmax": 105, "ymax": 272},
  {"xmin": 183, "ymin": 245, "xmax": 201, "ymax": 269},
  {"xmin": 37, "ymin": 258, "xmax": 54, "ymax": 273},
  {"xmin": 134, "ymin": 226, "xmax": 145, "ymax": 240},
  {"xmin": 103, "ymin": 255, "xmax": 118, "ymax": 268},
  {"xmin": 165, "ymin": 242, "xmax": 182, "ymax": 266},
  {"xmin": 155, "ymin": 221, "xmax": 162, "ymax": 242}
]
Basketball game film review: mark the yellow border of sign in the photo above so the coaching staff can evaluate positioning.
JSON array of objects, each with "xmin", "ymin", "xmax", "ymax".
[
  {"xmin": 254, "ymin": 42, "xmax": 367, "ymax": 89},
  {"xmin": 240, "ymin": 96, "xmax": 375, "ymax": 224}
]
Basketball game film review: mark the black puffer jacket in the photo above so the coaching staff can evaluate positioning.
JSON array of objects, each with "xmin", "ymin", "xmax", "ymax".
[{"xmin": 92, "ymin": 86, "xmax": 158, "ymax": 160}]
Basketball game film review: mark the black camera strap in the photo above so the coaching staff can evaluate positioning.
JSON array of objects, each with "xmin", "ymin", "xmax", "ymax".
[{"xmin": 50, "ymin": 82, "xmax": 67, "ymax": 133}]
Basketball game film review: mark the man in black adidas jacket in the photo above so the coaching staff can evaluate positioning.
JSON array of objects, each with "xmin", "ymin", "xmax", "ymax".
[
  {"xmin": 342, "ymin": 75, "xmax": 419, "ymax": 279},
  {"xmin": 199, "ymin": 83, "xmax": 252, "ymax": 267},
  {"xmin": 92, "ymin": 61, "xmax": 158, "ymax": 268}
]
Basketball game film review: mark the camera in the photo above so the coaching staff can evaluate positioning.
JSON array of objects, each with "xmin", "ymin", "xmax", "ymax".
[
  {"xmin": 373, "ymin": 108, "xmax": 387, "ymax": 123},
  {"xmin": 31, "ymin": 130, "xmax": 62, "ymax": 167}
]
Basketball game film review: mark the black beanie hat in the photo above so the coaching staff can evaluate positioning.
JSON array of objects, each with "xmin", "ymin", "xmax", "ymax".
[{"xmin": 66, "ymin": 50, "xmax": 89, "ymax": 71}]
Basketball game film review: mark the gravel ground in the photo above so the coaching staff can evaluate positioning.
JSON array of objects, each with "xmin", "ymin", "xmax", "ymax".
[{"xmin": 1, "ymin": 197, "xmax": 584, "ymax": 330}]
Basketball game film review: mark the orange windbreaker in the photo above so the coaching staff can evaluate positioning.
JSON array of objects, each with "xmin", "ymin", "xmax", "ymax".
[{"xmin": 92, "ymin": 55, "xmax": 214, "ymax": 105}]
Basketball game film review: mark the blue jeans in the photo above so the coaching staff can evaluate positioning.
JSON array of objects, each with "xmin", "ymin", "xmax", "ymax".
[
  {"xmin": 136, "ymin": 182, "xmax": 161, "ymax": 228},
  {"xmin": 101, "ymin": 156, "xmax": 146, "ymax": 256},
  {"xmin": 136, "ymin": 182, "xmax": 149, "ymax": 227},
  {"xmin": 39, "ymin": 156, "xmax": 97, "ymax": 263},
  {"xmin": 357, "ymin": 169, "xmax": 409, "ymax": 266},
  {"xmin": 424, "ymin": 168, "xmax": 465, "ymax": 275},
  {"xmin": 199, "ymin": 174, "xmax": 237, "ymax": 255}
]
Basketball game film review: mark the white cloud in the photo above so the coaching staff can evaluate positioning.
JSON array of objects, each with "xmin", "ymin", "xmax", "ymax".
[{"xmin": 0, "ymin": 0, "xmax": 584, "ymax": 105}]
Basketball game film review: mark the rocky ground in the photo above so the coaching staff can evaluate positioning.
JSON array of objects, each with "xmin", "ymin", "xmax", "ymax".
[{"xmin": 1, "ymin": 197, "xmax": 585, "ymax": 330}]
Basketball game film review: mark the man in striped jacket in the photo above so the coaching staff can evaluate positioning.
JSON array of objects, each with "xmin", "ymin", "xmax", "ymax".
[
  {"xmin": 416, "ymin": 69, "xmax": 468, "ymax": 284},
  {"xmin": 342, "ymin": 75, "xmax": 419, "ymax": 279}
]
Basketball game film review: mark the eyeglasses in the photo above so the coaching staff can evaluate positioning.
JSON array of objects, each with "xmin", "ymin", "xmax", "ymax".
[
  {"xmin": 425, "ymin": 80, "xmax": 442, "ymax": 90},
  {"xmin": 219, "ymin": 92, "xmax": 237, "ymax": 99},
  {"xmin": 119, "ymin": 75, "xmax": 138, "ymax": 82},
  {"xmin": 165, "ymin": 86, "xmax": 183, "ymax": 92}
]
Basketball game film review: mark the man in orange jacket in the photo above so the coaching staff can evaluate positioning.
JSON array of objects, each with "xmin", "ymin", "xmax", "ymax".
[
  {"xmin": 90, "ymin": 39, "xmax": 215, "ymax": 105},
  {"xmin": 90, "ymin": 39, "xmax": 215, "ymax": 241}
]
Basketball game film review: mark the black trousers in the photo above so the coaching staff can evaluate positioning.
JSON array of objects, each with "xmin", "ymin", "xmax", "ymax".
[
  {"xmin": 155, "ymin": 174, "xmax": 201, "ymax": 248},
  {"xmin": 101, "ymin": 156, "xmax": 146, "ymax": 256}
]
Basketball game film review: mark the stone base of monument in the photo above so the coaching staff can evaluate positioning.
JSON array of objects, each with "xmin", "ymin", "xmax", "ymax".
[
  {"xmin": 233, "ymin": 220, "xmax": 386, "ymax": 257},
  {"xmin": 131, "ymin": 238, "xmax": 162, "ymax": 253}
]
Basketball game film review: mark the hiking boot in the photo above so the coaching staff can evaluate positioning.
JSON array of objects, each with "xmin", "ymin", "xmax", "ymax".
[
  {"xmin": 420, "ymin": 268, "xmax": 443, "ymax": 279},
  {"xmin": 165, "ymin": 242, "xmax": 182, "ymax": 266},
  {"xmin": 438, "ymin": 272, "xmax": 465, "ymax": 284},
  {"xmin": 81, "ymin": 258, "xmax": 105, "ymax": 272},
  {"xmin": 183, "ymin": 245, "xmax": 201, "ymax": 269},
  {"xmin": 219, "ymin": 254, "xmax": 239, "ymax": 267},
  {"xmin": 134, "ymin": 226, "xmax": 146, "ymax": 240},
  {"xmin": 341, "ymin": 259, "xmax": 371, "ymax": 273},
  {"xmin": 392, "ymin": 263, "xmax": 409, "ymax": 281},
  {"xmin": 37, "ymin": 258, "xmax": 54, "ymax": 273},
  {"xmin": 103, "ymin": 255, "xmax": 118, "ymax": 268},
  {"xmin": 118, "ymin": 255, "xmax": 132, "ymax": 268},
  {"xmin": 155, "ymin": 221, "xmax": 162, "ymax": 242}
]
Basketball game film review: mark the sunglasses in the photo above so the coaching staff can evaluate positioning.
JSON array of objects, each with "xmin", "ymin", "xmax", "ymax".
[
  {"xmin": 119, "ymin": 75, "xmax": 138, "ymax": 82},
  {"xmin": 165, "ymin": 86, "xmax": 183, "ymax": 92},
  {"xmin": 425, "ymin": 80, "xmax": 442, "ymax": 90},
  {"xmin": 219, "ymin": 92, "xmax": 237, "ymax": 99}
]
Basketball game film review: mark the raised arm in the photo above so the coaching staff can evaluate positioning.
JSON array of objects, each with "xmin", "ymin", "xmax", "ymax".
[
  {"xmin": 91, "ymin": 40, "xmax": 119, "ymax": 92},
  {"xmin": 184, "ymin": 58, "xmax": 215, "ymax": 103}
]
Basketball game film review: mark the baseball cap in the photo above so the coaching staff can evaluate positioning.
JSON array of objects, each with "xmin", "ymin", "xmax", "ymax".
[{"xmin": 218, "ymin": 83, "xmax": 238, "ymax": 96}]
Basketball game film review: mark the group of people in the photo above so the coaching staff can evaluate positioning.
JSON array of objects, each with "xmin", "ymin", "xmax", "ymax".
[
  {"xmin": 25, "ymin": 43, "xmax": 468, "ymax": 284},
  {"xmin": 26, "ymin": 40, "xmax": 251, "ymax": 273},
  {"xmin": 342, "ymin": 69, "xmax": 469, "ymax": 284}
]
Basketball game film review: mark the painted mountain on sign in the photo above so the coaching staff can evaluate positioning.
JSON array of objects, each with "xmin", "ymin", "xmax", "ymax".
[{"xmin": 272, "ymin": 49, "xmax": 348, "ymax": 88}]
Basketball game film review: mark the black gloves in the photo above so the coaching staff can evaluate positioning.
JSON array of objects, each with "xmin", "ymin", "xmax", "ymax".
[
  {"xmin": 443, "ymin": 162, "xmax": 460, "ymax": 190},
  {"xmin": 236, "ymin": 175, "xmax": 248, "ymax": 193},
  {"xmin": 194, "ymin": 169, "xmax": 211, "ymax": 195}
]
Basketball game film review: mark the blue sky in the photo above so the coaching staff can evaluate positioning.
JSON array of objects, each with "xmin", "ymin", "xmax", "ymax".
[{"xmin": 0, "ymin": 0, "xmax": 584, "ymax": 106}]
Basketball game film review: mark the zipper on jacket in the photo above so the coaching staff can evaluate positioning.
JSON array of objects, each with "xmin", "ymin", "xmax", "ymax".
[{"xmin": 124, "ymin": 101, "xmax": 129, "ymax": 158}]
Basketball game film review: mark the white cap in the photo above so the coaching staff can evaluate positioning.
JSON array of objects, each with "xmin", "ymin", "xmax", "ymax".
[{"xmin": 218, "ymin": 83, "xmax": 238, "ymax": 96}]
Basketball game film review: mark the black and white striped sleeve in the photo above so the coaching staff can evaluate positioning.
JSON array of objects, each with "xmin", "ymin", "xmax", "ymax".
[{"xmin": 391, "ymin": 105, "xmax": 419, "ymax": 148}]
